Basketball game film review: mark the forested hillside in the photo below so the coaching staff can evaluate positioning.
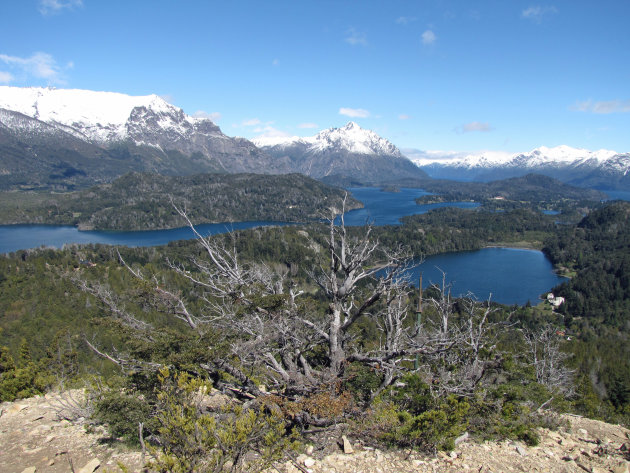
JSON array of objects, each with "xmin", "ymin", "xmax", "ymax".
[
  {"xmin": 543, "ymin": 201, "xmax": 630, "ymax": 416},
  {"xmin": 0, "ymin": 172, "xmax": 361, "ymax": 230}
]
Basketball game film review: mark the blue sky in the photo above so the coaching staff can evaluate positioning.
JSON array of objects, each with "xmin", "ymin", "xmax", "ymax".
[{"xmin": 1, "ymin": 0, "xmax": 629, "ymax": 153}]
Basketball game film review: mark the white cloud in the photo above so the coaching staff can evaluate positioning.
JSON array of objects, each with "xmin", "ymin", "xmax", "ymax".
[
  {"xmin": 396, "ymin": 16, "xmax": 417, "ymax": 25},
  {"xmin": 345, "ymin": 28, "xmax": 368, "ymax": 46},
  {"xmin": 298, "ymin": 123, "xmax": 318, "ymax": 129},
  {"xmin": 339, "ymin": 107, "xmax": 370, "ymax": 118},
  {"xmin": 521, "ymin": 5, "xmax": 558, "ymax": 23},
  {"xmin": 457, "ymin": 121, "xmax": 494, "ymax": 133},
  {"xmin": 398, "ymin": 114, "xmax": 411, "ymax": 120},
  {"xmin": 0, "ymin": 52, "xmax": 67, "ymax": 84},
  {"xmin": 254, "ymin": 125, "xmax": 292, "ymax": 140},
  {"xmin": 572, "ymin": 99, "xmax": 630, "ymax": 114},
  {"xmin": 403, "ymin": 148, "xmax": 469, "ymax": 163},
  {"xmin": 272, "ymin": 58, "xmax": 279, "ymax": 66},
  {"xmin": 39, "ymin": 0, "xmax": 82, "ymax": 15},
  {"xmin": 422, "ymin": 30, "xmax": 437, "ymax": 45},
  {"xmin": 242, "ymin": 118, "xmax": 262, "ymax": 126},
  {"xmin": 0, "ymin": 71, "xmax": 13, "ymax": 84},
  {"xmin": 193, "ymin": 110, "xmax": 222, "ymax": 122}
]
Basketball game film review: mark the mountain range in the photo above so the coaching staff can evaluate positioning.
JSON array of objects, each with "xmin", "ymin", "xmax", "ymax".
[
  {"xmin": 0, "ymin": 86, "xmax": 425, "ymax": 190},
  {"xmin": 409, "ymin": 145, "xmax": 630, "ymax": 190},
  {"xmin": 1, "ymin": 85, "xmax": 628, "ymax": 191}
]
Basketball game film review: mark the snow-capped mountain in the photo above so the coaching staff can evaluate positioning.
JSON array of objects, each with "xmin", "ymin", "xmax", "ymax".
[
  {"xmin": 254, "ymin": 122, "xmax": 427, "ymax": 183},
  {"xmin": 410, "ymin": 145, "xmax": 630, "ymax": 190},
  {"xmin": 254, "ymin": 122, "xmax": 403, "ymax": 157},
  {"xmin": 0, "ymin": 86, "xmax": 289, "ymax": 189},
  {"xmin": 0, "ymin": 86, "xmax": 178, "ymax": 144}
]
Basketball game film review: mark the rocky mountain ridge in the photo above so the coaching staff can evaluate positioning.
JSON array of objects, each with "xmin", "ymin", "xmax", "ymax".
[
  {"xmin": 0, "ymin": 86, "xmax": 289, "ymax": 189},
  {"xmin": 254, "ymin": 122, "xmax": 428, "ymax": 183},
  {"xmin": 0, "ymin": 87, "xmax": 428, "ymax": 189}
]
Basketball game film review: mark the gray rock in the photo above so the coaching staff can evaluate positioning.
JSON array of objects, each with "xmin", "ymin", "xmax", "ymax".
[
  {"xmin": 455, "ymin": 431, "xmax": 470, "ymax": 445},
  {"xmin": 342, "ymin": 435, "xmax": 354, "ymax": 454},
  {"xmin": 77, "ymin": 458, "xmax": 100, "ymax": 473},
  {"xmin": 20, "ymin": 468, "xmax": 36, "ymax": 473}
]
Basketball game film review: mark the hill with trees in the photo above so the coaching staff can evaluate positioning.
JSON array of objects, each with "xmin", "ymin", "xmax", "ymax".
[{"xmin": 0, "ymin": 172, "xmax": 361, "ymax": 230}]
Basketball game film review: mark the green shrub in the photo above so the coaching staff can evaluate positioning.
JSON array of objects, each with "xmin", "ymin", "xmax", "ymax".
[
  {"xmin": 0, "ymin": 346, "xmax": 47, "ymax": 401},
  {"xmin": 93, "ymin": 389, "xmax": 155, "ymax": 445},
  {"xmin": 148, "ymin": 368, "xmax": 298, "ymax": 473},
  {"xmin": 358, "ymin": 375, "xmax": 470, "ymax": 452}
]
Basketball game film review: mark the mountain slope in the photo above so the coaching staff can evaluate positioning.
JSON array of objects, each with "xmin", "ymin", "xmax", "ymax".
[
  {"xmin": 414, "ymin": 145, "xmax": 630, "ymax": 190},
  {"xmin": 0, "ymin": 86, "xmax": 289, "ymax": 189},
  {"xmin": 254, "ymin": 122, "xmax": 428, "ymax": 184}
]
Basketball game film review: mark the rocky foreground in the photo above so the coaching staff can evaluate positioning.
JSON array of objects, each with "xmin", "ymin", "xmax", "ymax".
[{"xmin": 1, "ymin": 392, "xmax": 629, "ymax": 473}]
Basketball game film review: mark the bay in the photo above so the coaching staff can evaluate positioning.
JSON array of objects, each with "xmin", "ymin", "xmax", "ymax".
[{"xmin": 0, "ymin": 187, "xmax": 478, "ymax": 253}]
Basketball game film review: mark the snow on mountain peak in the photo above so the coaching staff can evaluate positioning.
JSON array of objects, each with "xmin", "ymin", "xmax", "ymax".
[
  {"xmin": 0, "ymin": 86, "xmax": 204, "ymax": 144},
  {"xmin": 410, "ymin": 144, "xmax": 621, "ymax": 169},
  {"xmin": 528, "ymin": 145, "xmax": 617, "ymax": 163},
  {"xmin": 253, "ymin": 122, "xmax": 402, "ymax": 157}
]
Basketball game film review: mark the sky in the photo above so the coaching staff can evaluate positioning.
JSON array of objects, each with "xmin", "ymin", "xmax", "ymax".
[{"xmin": 1, "ymin": 0, "xmax": 629, "ymax": 155}]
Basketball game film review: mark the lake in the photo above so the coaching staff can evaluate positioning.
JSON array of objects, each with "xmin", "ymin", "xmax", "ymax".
[{"xmin": 410, "ymin": 247, "xmax": 567, "ymax": 306}]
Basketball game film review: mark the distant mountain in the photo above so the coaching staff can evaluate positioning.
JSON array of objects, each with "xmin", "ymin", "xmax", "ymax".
[
  {"xmin": 0, "ymin": 86, "xmax": 289, "ymax": 189},
  {"xmin": 254, "ymin": 122, "xmax": 428, "ymax": 184},
  {"xmin": 411, "ymin": 145, "xmax": 630, "ymax": 191}
]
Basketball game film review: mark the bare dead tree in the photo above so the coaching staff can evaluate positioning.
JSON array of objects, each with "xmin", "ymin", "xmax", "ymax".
[
  {"xmin": 523, "ymin": 325, "xmax": 574, "ymax": 396},
  {"xmin": 77, "ymin": 196, "xmax": 425, "ymax": 405},
  {"xmin": 417, "ymin": 272, "xmax": 508, "ymax": 398},
  {"xmin": 306, "ymin": 200, "xmax": 416, "ymax": 387}
]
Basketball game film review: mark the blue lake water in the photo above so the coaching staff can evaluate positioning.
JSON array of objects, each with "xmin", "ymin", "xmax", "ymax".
[
  {"xmin": 410, "ymin": 247, "xmax": 567, "ymax": 306},
  {"xmin": 601, "ymin": 189, "xmax": 630, "ymax": 201},
  {"xmin": 342, "ymin": 187, "xmax": 479, "ymax": 226},
  {"xmin": 0, "ymin": 221, "xmax": 292, "ymax": 254}
]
